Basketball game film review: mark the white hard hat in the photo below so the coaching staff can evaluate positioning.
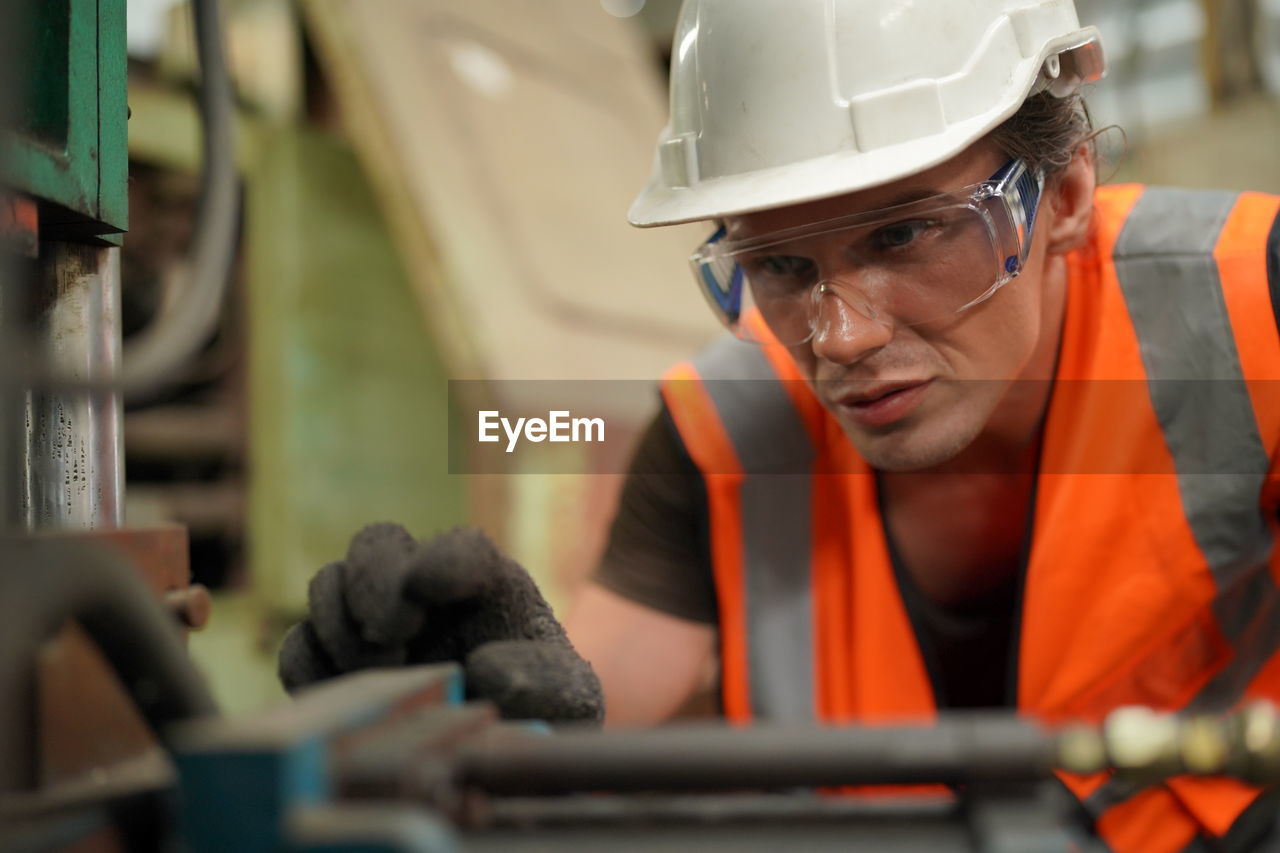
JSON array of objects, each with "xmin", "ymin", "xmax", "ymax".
[{"xmin": 629, "ymin": 0, "xmax": 1105, "ymax": 227}]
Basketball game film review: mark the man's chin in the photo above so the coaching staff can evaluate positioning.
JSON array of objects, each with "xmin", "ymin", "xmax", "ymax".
[{"xmin": 840, "ymin": 420, "xmax": 980, "ymax": 472}]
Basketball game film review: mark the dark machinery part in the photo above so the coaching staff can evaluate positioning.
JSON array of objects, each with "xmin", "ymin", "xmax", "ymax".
[
  {"xmin": 168, "ymin": 666, "xmax": 1103, "ymax": 853},
  {"xmin": 461, "ymin": 787, "xmax": 1079, "ymax": 853},
  {"xmin": 452, "ymin": 716, "xmax": 1054, "ymax": 795},
  {"xmin": 0, "ymin": 0, "xmax": 235, "ymax": 842},
  {"xmin": 0, "ymin": 538, "xmax": 220, "ymax": 793},
  {"xmin": 0, "ymin": 534, "xmax": 220, "ymax": 853},
  {"xmin": 9, "ymin": 599, "xmax": 1280, "ymax": 853},
  {"xmin": 168, "ymin": 664, "xmax": 1280, "ymax": 852}
]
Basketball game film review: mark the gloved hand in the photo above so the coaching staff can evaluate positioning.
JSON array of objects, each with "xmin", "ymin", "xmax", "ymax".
[{"xmin": 277, "ymin": 523, "xmax": 604, "ymax": 725}]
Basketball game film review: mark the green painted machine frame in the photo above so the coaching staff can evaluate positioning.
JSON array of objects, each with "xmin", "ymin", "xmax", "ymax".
[{"xmin": 2, "ymin": 0, "xmax": 128, "ymax": 241}]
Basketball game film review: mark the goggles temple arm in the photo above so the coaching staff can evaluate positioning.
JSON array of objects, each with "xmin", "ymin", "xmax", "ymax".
[{"xmin": 981, "ymin": 159, "xmax": 1046, "ymax": 275}]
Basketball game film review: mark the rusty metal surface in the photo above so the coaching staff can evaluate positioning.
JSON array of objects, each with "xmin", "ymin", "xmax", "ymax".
[
  {"xmin": 82, "ymin": 526, "xmax": 191, "ymax": 593},
  {"xmin": 0, "ymin": 192, "xmax": 39, "ymax": 258},
  {"xmin": 164, "ymin": 584, "xmax": 212, "ymax": 630},
  {"xmin": 36, "ymin": 526, "xmax": 192, "ymax": 788}
]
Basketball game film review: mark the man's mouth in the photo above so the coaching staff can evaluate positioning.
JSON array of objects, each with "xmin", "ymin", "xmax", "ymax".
[{"xmin": 830, "ymin": 379, "xmax": 933, "ymax": 428}]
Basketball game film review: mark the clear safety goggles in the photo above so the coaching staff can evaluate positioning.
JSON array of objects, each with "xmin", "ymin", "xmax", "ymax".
[{"xmin": 690, "ymin": 159, "xmax": 1046, "ymax": 346}]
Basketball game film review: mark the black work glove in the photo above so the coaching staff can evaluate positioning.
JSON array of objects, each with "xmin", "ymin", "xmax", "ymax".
[{"xmin": 277, "ymin": 523, "xmax": 603, "ymax": 725}]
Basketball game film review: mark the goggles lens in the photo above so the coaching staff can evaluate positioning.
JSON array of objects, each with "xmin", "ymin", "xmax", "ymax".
[{"xmin": 690, "ymin": 159, "xmax": 1045, "ymax": 345}]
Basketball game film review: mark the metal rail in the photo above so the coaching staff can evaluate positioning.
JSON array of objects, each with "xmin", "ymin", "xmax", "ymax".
[{"xmin": 454, "ymin": 715, "xmax": 1055, "ymax": 795}]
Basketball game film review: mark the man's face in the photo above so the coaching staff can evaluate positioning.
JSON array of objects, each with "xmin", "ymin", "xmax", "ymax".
[{"xmin": 723, "ymin": 141, "xmax": 1060, "ymax": 471}]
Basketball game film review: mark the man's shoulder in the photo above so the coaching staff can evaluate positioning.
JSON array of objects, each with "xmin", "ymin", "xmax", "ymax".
[
  {"xmin": 1089, "ymin": 185, "xmax": 1280, "ymax": 343},
  {"xmin": 1092, "ymin": 184, "xmax": 1280, "ymax": 261},
  {"xmin": 663, "ymin": 334, "xmax": 824, "ymax": 476}
]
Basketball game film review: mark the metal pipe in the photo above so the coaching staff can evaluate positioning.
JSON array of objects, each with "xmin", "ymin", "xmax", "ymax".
[
  {"xmin": 477, "ymin": 792, "xmax": 957, "ymax": 827},
  {"xmin": 0, "ymin": 538, "xmax": 219, "ymax": 792},
  {"xmin": 455, "ymin": 716, "xmax": 1055, "ymax": 795},
  {"xmin": 17, "ymin": 243, "xmax": 123, "ymax": 530},
  {"xmin": 0, "ymin": 254, "xmax": 23, "ymax": 531}
]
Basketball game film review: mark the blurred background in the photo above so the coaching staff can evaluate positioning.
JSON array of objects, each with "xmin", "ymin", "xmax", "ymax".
[{"xmin": 111, "ymin": 0, "xmax": 1280, "ymax": 716}]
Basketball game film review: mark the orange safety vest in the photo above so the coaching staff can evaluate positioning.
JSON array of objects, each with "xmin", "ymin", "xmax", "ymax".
[{"xmin": 661, "ymin": 185, "xmax": 1280, "ymax": 852}]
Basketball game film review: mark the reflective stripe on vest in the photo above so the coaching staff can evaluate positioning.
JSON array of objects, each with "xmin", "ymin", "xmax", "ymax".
[
  {"xmin": 693, "ymin": 334, "xmax": 818, "ymax": 720},
  {"xmin": 1112, "ymin": 188, "xmax": 1279, "ymax": 712}
]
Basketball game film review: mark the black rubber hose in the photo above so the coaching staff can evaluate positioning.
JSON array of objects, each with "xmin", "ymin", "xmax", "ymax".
[
  {"xmin": 120, "ymin": 0, "xmax": 239, "ymax": 401},
  {"xmin": 0, "ymin": 538, "xmax": 220, "ymax": 793}
]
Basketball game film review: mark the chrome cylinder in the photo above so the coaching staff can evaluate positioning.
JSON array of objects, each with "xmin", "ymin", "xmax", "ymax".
[
  {"xmin": 13, "ymin": 243, "xmax": 124, "ymax": 530},
  {"xmin": 0, "ymin": 252, "xmax": 19, "ymax": 530}
]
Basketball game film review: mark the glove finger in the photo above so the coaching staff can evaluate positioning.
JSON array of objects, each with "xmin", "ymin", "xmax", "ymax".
[
  {"xmin": 464, "ymin": 640, "xmax": 604, "ymax": 725},
  {"xmin": 278, "ymin": 621, "xmax": 339, "ymax": 693},
  {"xmin": 403, "ymin": 526, "xmax": 504, "ymax": 606},
  {"xmin": 342, "ymin": 522, "xmax": 424, "ymax": 646},
  {"xmin": 309, "ymin": 559, "xmax": 406, "ymax": 672}
]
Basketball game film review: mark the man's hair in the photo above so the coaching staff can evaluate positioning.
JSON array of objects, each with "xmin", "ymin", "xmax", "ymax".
[{"xmin": 990, "ymin": 91, "xmax": 1097, "ymax": 179}]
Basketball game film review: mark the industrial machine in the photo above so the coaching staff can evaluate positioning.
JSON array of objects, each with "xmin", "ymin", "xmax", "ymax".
[
  {"xmin": 5, "ymin": 554, "xmax": 1280, "ymax": 853},
  {"xmin": 0, "ymin": 0, "xmax": 232, "ymax": 836}
]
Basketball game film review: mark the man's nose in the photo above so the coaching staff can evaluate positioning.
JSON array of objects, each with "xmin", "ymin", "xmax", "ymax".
[{"xmin": 808, "ymin": 284, "xmax": 893, "ymax": 365}]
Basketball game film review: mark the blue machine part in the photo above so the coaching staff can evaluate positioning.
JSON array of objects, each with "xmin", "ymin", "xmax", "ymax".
[{"xmin": 172, "ymin": 665, "xmax": 462, "ymax": 853}]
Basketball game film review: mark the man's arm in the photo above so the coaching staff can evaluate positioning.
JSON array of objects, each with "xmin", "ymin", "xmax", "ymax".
[
  {"xmin": 564, "ymin": 582, "xmax": 715, "ymax": 727},
  {"xmin": 565, "ymin": 408, "xmax": 720, "ymax": 727}
]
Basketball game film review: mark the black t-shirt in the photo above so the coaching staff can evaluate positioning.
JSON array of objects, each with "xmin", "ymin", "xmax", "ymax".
[{"xmin": 593, "ymin": 406, "xmax": 1018, "ymax": 710}]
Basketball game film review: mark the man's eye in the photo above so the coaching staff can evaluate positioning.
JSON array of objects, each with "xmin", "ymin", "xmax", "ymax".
[
  {"xmin": 872, "ymin": 220, "xmax": 932, "ymax": 250},
  {"xmin": 752, "ymin": 255, "xmax": 816, "ymax": 279}
]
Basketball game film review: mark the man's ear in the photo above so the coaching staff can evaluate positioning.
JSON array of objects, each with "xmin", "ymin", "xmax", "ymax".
[{"xmin": 1042, "ymin": 146, "xmax": 1096, "ymax": 255}]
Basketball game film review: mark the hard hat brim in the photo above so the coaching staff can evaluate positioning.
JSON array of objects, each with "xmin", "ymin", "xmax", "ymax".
[{"xmin": 628, "ymin": 30, "xmax": 1103, "ymax": 228}]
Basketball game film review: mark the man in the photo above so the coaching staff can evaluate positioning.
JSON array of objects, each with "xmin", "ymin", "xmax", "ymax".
[
  {"xmin": 280, "ymin": 1, "xmax": 1280, "ymax": 849},
  {"xmin": 565, "ymin": 0, "xmax": 1280, "ymax": 848},
  {"xmin": 570, "ymin": 0, "xmax": 1105, "ymax": 723}
]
